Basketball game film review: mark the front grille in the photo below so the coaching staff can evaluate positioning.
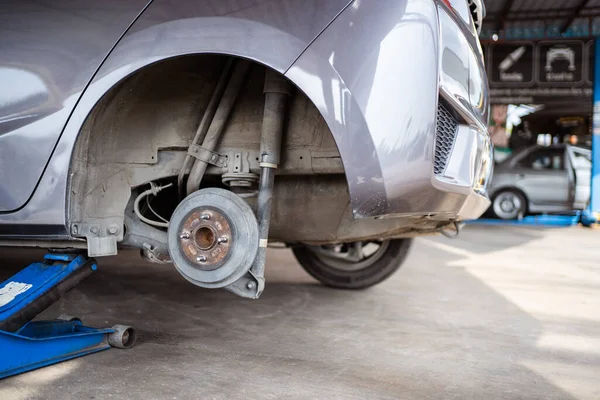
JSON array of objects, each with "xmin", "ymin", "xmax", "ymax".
[{"xmin": 434, "ymin": 104, "xmax": 459, "ymax": 175}]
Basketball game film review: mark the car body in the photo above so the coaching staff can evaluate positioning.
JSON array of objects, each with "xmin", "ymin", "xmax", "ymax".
[
  {"xmin": 0, "ymin": 1, "xmax": 491, "ymax": 295},
  {"xmin": 489, "ymin": 144, "xmax": 591, "ymax": 220}
]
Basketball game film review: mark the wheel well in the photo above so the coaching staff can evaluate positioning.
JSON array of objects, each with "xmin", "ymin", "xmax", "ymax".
[{"xmin": 69, "ymin": 54, "xmax": 349, "ymax": 247}]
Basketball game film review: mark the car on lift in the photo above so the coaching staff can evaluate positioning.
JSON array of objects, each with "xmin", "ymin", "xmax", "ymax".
[
  {"xmin": 0, "ymin": 0, "xmax": 491, "ymax": 298},
  {"xmin": 489, "ymin": 144, "xmax": 591, "ymax": 220}
]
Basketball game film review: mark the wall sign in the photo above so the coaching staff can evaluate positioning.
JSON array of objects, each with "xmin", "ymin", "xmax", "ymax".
[
  {"xmin": 538, "ymin": 41, "xmax": 583, "ymax": 85},
  {"xmin": 485, "ymin": 40, "xmax": 594, "ymax": 104},
  {"xmin": 489, "ymin": 43, "xmax": 535, "ymax": 85}
]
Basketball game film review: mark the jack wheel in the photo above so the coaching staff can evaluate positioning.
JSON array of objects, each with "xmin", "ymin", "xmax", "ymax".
[
  {"xmin": 108, "ymin": 325, "xmax": 136, "ymax": 349},
  {"xmin": 292, "ymin": 239, "xmax": 412, "ymax": 289}
]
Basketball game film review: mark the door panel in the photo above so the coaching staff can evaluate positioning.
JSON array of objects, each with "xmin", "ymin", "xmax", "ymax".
[
  {"xmin": 517, "ymin": 170, "xmax": 570, "ymax": 206},
  {"xmin": 0, "ymin": 0, "xmax": 149, "ymax": 212},
  {"xmin": 567, "ymin": 146, "xmax": 592, "ymax": 210},
  {"xmin": 513, "ymin": 148, "xmax": 570, "ymax": 207}
]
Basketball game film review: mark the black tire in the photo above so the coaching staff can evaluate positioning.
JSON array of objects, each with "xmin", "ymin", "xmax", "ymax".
[
  {"xmin": 292, "ymin": 239, "xmax": 412, "ymax": 289},
  {"xmin": 491, "ymin": 189, "xmax": 527, "ymax": 220}
]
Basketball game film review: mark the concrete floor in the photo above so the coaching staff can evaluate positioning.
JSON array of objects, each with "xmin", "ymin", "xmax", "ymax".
[{"xmin": 1, "ymin": 225, "xmax": 599, "ymax": 399}]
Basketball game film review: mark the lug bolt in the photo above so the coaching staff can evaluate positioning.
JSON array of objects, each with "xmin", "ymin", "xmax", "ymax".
[
  {"xmin": 90, "ymin": 227, "xmax": 99, "ymax": 235},
  {"xmin": 180, "ymin": 231, "xmax": 191, "ymax": 240},
  {"xmin": 201, "ymin": 213, "xmax": 210, "ymax": 220},
  {"xmin": 108, "ymin": 226, "xmax": 119, "ymax": 235},
  {"xmin": 217, "ymin": 236, "xmax": 228, "ymax": 244},
  {"xmin": 246, "ymin": 282, "xmax": 255, "ymax": 290},
  {"xmin": 196, "ymin": 255, "xmax": 207, "ymax": 263}
]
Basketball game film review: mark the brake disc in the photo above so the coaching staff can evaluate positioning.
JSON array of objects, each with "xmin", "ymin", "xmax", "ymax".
[{"xmin": 167, "ymin": 188, "xmax": 259, "ymax": 289}]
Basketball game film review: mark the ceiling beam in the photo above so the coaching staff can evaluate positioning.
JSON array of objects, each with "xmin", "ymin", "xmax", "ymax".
[
  {"xmin": 495, "ymin": 0, "xmax": 515, "ymax": 32},
  {"xmin": 560, "ymin": 0, "xmax": 591, "ymax": 33}
]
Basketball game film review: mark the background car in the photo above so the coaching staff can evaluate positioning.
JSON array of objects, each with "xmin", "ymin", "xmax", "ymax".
[{"xmin": 488, "ymin": 144, "xmax": 591, "ymax": 220}]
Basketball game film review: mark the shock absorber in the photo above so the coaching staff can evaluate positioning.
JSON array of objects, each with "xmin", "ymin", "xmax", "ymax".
[{"xmin": 248, "ymin": 69, "xmax": 292, "ymax": 297}]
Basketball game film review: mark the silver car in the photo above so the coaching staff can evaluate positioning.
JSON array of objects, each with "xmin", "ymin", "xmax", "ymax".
[
  {"xmin": 0, "ymin": 0, "xmax": 491, "ymax": 297},
  {"xmin": 489, "ymin": 145, "xmax": 591, "ymax": 220}
]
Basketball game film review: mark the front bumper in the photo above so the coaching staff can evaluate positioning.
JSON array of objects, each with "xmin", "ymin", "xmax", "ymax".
[
  {"xmin": 431, "ymin": 103, "xmax": 493, "ymax": 220},
  {"xmin": 435, "ymin": 3, "xmax": 492, "ymax": 219},
  {"xmin": 382, "ymin": 2, "xmax": 492, "ymax": 222},
  {"xmin": 422, "ymin": 3, "xmax": 493, "ymax": 221}
]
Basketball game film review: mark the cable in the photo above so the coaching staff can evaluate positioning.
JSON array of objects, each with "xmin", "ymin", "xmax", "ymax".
[
  {"xmin": 146, "ymin": 196, "xmax": 168, "ymax": 224},
  {"xmin": 134, "ymin": 182, "xmax": 173, "ymax": 228}
]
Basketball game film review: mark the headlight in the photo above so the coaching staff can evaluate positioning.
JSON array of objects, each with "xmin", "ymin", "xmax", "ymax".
[{"xmin": 474, "ymin": 132, "xmax": 493, "ymax": 195}]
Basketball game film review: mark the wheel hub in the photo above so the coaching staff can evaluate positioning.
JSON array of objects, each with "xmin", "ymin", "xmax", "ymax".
[
  {"xmin": 168, "ymin": 188, "xmax": 259, "ymax": 289},
  {"xmin": 500, "ymin": 198, "xmax": 516, "ymax": 213},
  {"xmin": 178, "ymin": 209, "xmax": 232, "ymax": 271},
  {"xmin": 494, "ymin": 192, "xmax": 524, "ymax": 220}
]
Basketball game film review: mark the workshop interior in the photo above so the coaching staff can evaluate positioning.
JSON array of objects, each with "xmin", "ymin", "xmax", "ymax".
[{"xmin": 0, "ymin": 1, "xmax": 599, "ymax": 398}]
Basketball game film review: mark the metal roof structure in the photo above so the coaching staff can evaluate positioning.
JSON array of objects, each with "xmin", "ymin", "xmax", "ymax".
[{"xmin": 481, "ymin": 0, "xmax": 600, "ymax": 39}]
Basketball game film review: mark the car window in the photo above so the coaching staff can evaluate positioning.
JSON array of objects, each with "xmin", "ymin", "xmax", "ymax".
[
  {"xmin": 517, "ymin": 148, "xmax": 564, "ymax": 170},
  {"xmin": 571, "ymin": 150, "xmax": 592, "ymax": 169}
]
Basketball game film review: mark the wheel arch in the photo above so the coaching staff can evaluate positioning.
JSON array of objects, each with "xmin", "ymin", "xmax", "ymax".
[
  {"xmin": 66, "ymin": 53, "xmax": 344, "ymax": 231},
  {"xmin": 64, "ymin": 14, "xmax": 385, "ymax": 226}
]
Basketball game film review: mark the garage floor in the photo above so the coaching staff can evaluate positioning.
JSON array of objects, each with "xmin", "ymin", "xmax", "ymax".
[{"xmin": 1, "ymin": 226, "xmax": 599, "ymax": 399}]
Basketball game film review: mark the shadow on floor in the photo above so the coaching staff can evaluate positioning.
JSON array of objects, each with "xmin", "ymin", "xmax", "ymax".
[{"xmin": 428, "ymin": 224, "xmax": 558, "ymax": 255}]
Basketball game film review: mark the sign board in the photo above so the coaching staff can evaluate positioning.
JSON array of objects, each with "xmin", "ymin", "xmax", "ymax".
[
  {"xmin": 489, "ymin": 43, "xmax": 535, "ymax": 85},
  {"xmin": 485, "ymin": 40, "xmax": 594, "ymax": 104},
  {"xmin": 538, "ymin": 42, "xmax": 584, "ymax": 85}
]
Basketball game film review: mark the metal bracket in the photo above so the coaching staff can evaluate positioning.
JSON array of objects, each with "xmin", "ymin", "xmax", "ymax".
[
  {"xmin": 71, "ymin": 221, "xmax": 122, "ymax": 257},
  {"xmin": 440, "ymin": 221, "xmax": 462, "ymax": 239},
  {"xmin": 224, "ymin": 270, "xmax": 265, "ymax": 299},
  {"xmin": 230, "ymin": 151, "xmax": 249, "ymax": 173},
  {"xmin": 188, "ymin": 144, "xmax": 227, "ymax": 168},
  {"xmin": 221, "ymin": 151, "xmax": 259, "ymax": 188}
]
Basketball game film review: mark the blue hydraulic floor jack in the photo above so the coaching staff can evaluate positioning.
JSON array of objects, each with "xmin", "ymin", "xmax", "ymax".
[{"xmin": 0, "ymin": 254, "xmax": 135, "ymax": 379}]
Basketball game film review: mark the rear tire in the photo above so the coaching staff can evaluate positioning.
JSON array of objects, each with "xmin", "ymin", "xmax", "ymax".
[
  {"xmin": 492, "ymin": 189, "xmax": 527, "ymax": 220},
  {"xmin": 292, "ymin": 239, "xmax": 412, "ymax": 289}
]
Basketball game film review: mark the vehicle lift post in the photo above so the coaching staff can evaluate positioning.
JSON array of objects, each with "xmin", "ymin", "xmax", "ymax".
[
  {"xmin": 0, "ymin": 254, "xmax": 135, "ymax": 379},
  {"xmin": 584, "ymin": 37, "xmax": 600, "ymax": 225}
]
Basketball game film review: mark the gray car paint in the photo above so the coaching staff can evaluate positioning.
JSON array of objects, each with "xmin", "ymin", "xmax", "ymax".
[
  {"xmin": 287, "ymin": 0, "xmax": 490, "ymax": 218},
  {"xmin": 0, "ymin": 0, "xmax": 490, "ymax": 238},
  {"xmin": 0, "ymin": 0, "xmax": 151, "ymax": 212}
]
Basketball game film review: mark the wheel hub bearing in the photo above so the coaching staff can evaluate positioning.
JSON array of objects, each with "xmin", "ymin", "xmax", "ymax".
[
  {"xmin": 168, "ymin": 188, "xmax": 259, "ymax": 288},
  {"xmin": 179, "ymin": 209, "xmax": 232, "ymax": 270}
]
